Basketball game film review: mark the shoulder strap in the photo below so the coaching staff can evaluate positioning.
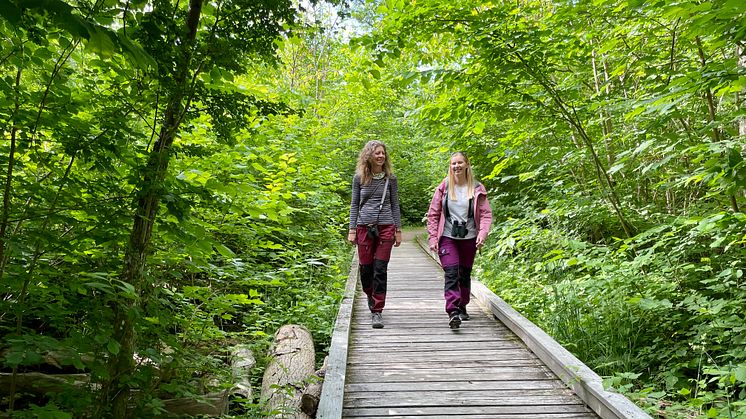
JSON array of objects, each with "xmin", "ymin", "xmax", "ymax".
[
  {"xmin": 378, "ymin": 178, "xmax": 390, "ymax": 211},
  {"xmin": 375, "ymin": 178, "xmax": 390, "ymax": 224},
  {"xmin": 444, "ymin": 183, "xmax": 474, "ymax": 220}
]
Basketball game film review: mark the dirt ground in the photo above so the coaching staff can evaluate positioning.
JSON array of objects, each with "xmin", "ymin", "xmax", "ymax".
[{"xmin": 400, "ymin": 227, "xmax": 425, "ymax": 242}]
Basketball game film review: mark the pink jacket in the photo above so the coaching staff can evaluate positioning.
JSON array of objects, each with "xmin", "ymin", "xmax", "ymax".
[{"xmin": 426, "ymin": 180, "xmax": 493, "ymax": 249}]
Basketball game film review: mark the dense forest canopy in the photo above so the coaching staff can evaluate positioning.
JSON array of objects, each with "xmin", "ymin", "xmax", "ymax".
[{"xmin": 0, "ymin": 0, "xmax": 744, "ymax": 417}]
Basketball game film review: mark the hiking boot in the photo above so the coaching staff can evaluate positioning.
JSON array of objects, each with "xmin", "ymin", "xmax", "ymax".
[
  {"xmin": 459, "ymin": 306, "xmax": 470, "ymax": 321},
  {"xmin": 448, "ymin": 311, "xmax": 461, "ymax": 329},
  {"xmin": 371, "ymin": 312, "xmax": 384, "ymax": 329}
]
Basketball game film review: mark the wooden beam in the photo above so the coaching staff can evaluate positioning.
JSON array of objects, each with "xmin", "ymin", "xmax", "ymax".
[{"xmin": 316, "ymin": 252, "xmax": 358, "ymax": 418}]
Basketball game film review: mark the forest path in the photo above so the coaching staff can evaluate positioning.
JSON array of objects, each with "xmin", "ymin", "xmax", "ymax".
[{"xmin": 316, "ymin": 228, "xmax": 624, "ymax": 418}]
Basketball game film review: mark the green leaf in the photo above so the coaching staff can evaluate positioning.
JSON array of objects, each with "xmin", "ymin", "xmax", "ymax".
[
  {"xmin": 117, "ymin": 32, "xmax": 157, "ymax": 69},
  {"xmin": 735, "ymin": 365, "xmax": 746, "ymax": 383},
  {"xmin": 107, "ymin": 340, "xmax": 121, "ymax": 355},
  {"xmin": 214, "ymin": 243, "xmax": 236, "ymax": 258},
  {"xmin": 85, "ymin": 26, "xmax": 117, "ymax": 57}
]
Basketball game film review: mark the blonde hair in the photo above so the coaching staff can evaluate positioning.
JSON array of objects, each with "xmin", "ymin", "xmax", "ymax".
[
  {"xmin": 447, "ymin": 151, "xmax": 475, "ymax": 200},
  {"xmin": 356, "ymin": 140, "xmax": 393, "ymax": 185}
]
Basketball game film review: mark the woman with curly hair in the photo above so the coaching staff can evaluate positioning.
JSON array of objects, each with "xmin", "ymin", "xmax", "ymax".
[{"xmin": 348, "ymin": 140, "xmax": 402, "ymax": 329}]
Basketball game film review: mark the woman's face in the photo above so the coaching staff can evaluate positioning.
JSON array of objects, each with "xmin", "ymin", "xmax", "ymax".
[
  {"xmin": 450, "ymin": 155, "xmax": 468, "ymax": 178},
  {"xmin": 371, "ymin": 146, "xmax": 386, "ymax": 170}
]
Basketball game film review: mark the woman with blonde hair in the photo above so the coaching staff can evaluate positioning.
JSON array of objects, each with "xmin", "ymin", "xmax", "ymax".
[
  {"xmin": 426, "ymin": 152, "xmax": 492, "ymax": 329},
  {"xmin": 348, "ymin": 140, "xmax": 402, "ymax": 328}
]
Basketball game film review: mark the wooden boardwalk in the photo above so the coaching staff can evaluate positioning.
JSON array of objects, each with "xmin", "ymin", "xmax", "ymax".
[{"xmin": 318, "ymin": 234, "xmax": 650, "ymax": 418}]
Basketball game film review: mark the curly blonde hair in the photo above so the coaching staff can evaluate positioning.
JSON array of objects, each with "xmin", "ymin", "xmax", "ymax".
[{"xmin": 356, "ymin": 140, "xmax": 393, "ymax": 185}]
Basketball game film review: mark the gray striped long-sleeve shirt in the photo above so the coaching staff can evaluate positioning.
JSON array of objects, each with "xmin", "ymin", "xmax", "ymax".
[{"xmin": 349, "ymin": 174, "xmax": 402, "ymax": 229}]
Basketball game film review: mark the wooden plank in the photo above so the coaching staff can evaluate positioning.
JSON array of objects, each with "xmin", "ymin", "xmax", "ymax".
[
  {"xmin": 344, "ymin": 414, "xmax": 596, "ymax": 419},
  {"xmin": 346, "ymin": 370, "xmax": 555, "ymax": 383},
  {"xmin": 320, "ymin": 235, "xmax": 646, "ymax": 419},
  {"xmin": 344, "ymin": 380, "xmax": 564, "ymax": 392},
  {"xmin": 343, "ymin": 405, "xmax": 596, "ymax": 416},
  {"xmin": 409, "ymin": 234, "xmax": 650, "ymax": 419},
  {"xmin": 347, "ymin": 359, "xmax": 542, "ymax": 369},
  {"xmin": 469, "ymin": 281, "xmax": 651, "ymax": 419},
  {"xmin": 347, "ymin": 349, "xmax": 539, "ymax": 363},
  {"xmin": 343, "ymin": 387, "xmax": 579, "ymax": 399},
  {"xmin": 344, "ymin": 341, "xmax": 526, "ymax": 352},
  {"xmin": 344, "ymin": 394, "xmax": 585, "ymax": 409}
]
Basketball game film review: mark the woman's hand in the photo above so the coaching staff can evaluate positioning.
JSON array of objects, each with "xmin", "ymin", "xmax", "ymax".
[
  {"xmin": 394, "ymin": 231, "xmax": 402, "ymax": 247},
  {"xmin": 476, "ymin": 235, "xmax": 485, "ymax": 249},
  {"xmin": 347, "ymin": 230, "xmax": 357, "ymax": 245},
  {"xmin": 429, "ymin": 243, "xmax": 438, "ymax": 253}
]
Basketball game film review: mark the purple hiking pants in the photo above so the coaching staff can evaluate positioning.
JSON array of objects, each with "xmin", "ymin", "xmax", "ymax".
[{"xmin": 438, "ymin": 236, "xmax": 477, "ymax": 314}]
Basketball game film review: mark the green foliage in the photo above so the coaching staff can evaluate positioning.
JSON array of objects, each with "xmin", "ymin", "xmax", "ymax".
[
  {"xmin": 0, "ymin": 0, "xmax": 352, "ymax": 415},
  {"xmin": 3, "ymin": 0, "xmax": 746, "ymax": 415},
  {"xmin": 359, "ymin": 0, "xmax": 746, "ymax": 416},
  {"xmin": 479, "ymin": 204, "xmax": 746, "ymax": 416}
]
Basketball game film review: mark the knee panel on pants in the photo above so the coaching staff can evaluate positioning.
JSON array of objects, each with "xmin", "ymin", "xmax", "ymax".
[
  {"xmin": 443, "ymin": 265, "xmax": 459, "ymax": 290},
  {"xmin": 373, "ymin": 259, "xmax": 388, "ymax": 272}
]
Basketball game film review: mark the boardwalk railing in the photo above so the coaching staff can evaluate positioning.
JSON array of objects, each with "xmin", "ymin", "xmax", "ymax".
[
  {"xmin": 318, "ymin": 236, "xmax": 651, "ymax": 418},
  {"xmin": 317, "ymin": 260, "xmax": 358, "ymax": 417}
]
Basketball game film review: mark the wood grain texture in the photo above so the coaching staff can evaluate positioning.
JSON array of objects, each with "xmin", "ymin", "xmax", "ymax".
[{"xmin": 319, "ymin": 235, "xmax": 601, "ymax": 418}]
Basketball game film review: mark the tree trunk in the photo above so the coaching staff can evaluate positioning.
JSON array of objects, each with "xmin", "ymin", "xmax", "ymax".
[
  {"xmin": 1, "ymin": 372, "xmax": 231, "ymax": 417},
  {"xmin": 103, "ymin": 0, "xmax": 204, "ymax": 416},
  {"xmin": 230, "ymin": 344, "xmax": 256, "ymax": 401},
  {"xmin": 696, "ymin": 37, "xmax": 739, "ymax": 212},
  {"xmin": 0, "ymin": 372, "xmax": 91, "ymax": 396},
  {"xmin": 261, "ymin": 325, "xmax": 316, "ymax": 418},
  {"xmin": 0, "ymin": 65, "xmax": 22, "ymax": 282},
  {"xmin": 741, "ymin": 46, "xmax": 746, "ymax": 137},
  {"xmin": 590, "ymin": 40, "xmax": 614, "ymax": 166},
  {"xmin": 738, "ymin": 45, "xmax": 746, "ymax": 203},
  {"xmin": 512, "ymin": 50, "xmax": 635, "ymax": 237},
  {"xmin": 161, "ymin": 391, "xmax": 229, "ymax": 416},
  {"xmin": 301, "ymin": 356, "xmax": 327, "ymax": 417}
]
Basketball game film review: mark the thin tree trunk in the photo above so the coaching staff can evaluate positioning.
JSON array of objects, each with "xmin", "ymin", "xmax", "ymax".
[
  {"xmin": 513, "ymin": 50, "xmax": 635, "ymax": 237},
  {"xmin": 695, "ymin": 37, "xmax": 721, "ymax": 143},
  {"xmin": 740, "ymin": 47, "xmax": 746, "ymax": 137},
  {"xmin": 0, "ymin": 66, "xmax": 21, "ymax": 281},
  {"xmin": 9, "ymin": 154, "xmax": 76, "ymax": 411},
  {"xmin": 696, "ymin": 37, "xmax": 739, "ymax": 212},
  {"xmin": 738, "ymin": 45, "xmax": 746, "ymax": 204},
  {"xmin": 590, "ymin": 40, "xmax": 613, "ymax": 166},
  {"xmin": 104, "ymin": 0, "xmax": 204, "ymax": 416}
]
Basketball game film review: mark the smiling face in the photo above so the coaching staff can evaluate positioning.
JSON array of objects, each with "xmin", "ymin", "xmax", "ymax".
[
  {"xmin": 371, "ymin": 146, "xmax": 386, "ymax": 171},
  {"xmin": 450, "ymin": 154, "xmax": 468, "ymax": 181}
]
